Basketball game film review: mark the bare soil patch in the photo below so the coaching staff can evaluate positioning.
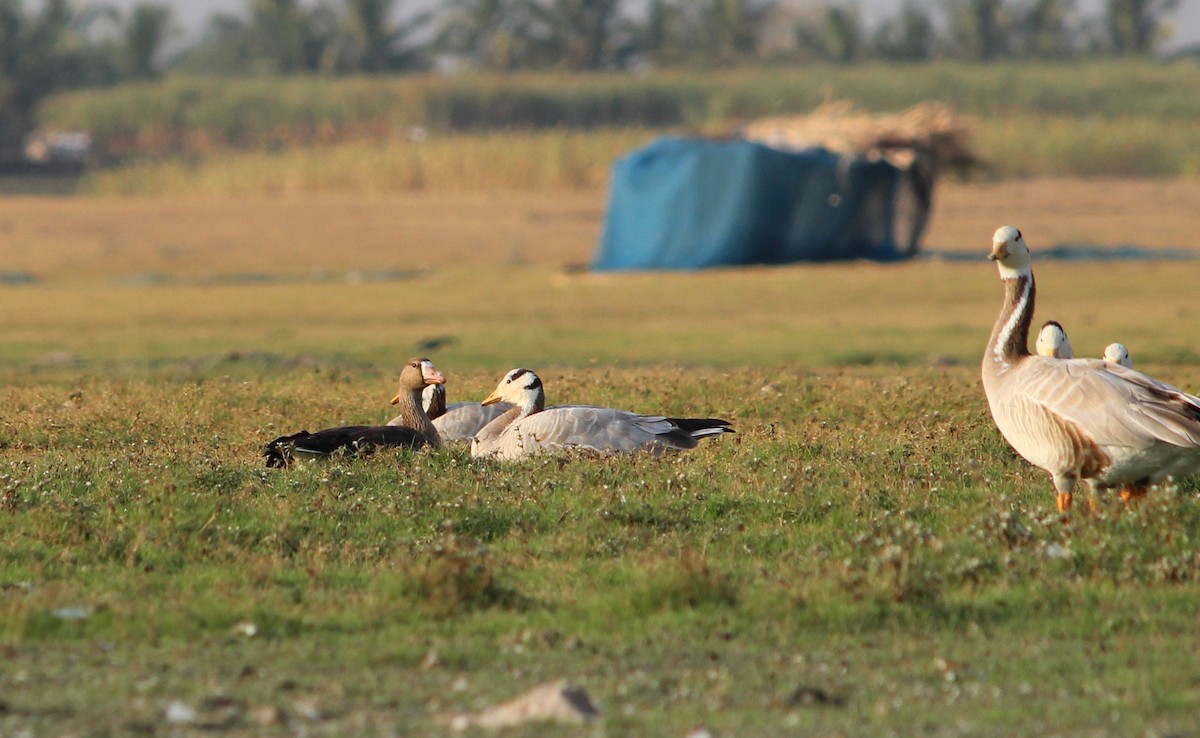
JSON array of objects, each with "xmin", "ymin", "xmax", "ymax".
[{"xmin": 0, "ymin": 178, "xmax": 1197, "ymax": 282}]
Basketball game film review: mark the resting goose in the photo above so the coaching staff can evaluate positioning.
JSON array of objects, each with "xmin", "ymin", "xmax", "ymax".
[
  {"xmin": 1103, "ymin": 342, "xmax": 1133, "ymax": 368},
  {"xmin": 405, "ymin": 383, "xmax": 514, "ymax": 443},
  {"xmin": 470, "ymin": 368, "xmax": 734, "ymax": 461},
  {"xmin": 264, "ymin": 357, "xmax": 444, "ymax": 468},
  {"xmin": 983, "ymin": 226, "xmax": 1200, "ymax": 512},
  {"xmin": 1035, "ymin": 321, "xmax": 1074, "ymax": 359}
]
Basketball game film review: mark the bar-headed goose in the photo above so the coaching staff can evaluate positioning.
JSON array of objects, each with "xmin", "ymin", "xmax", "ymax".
[
  {"xmin": 470, "ymin": 368, "xmax": 733, "ymax": 461},
  {"xmin": 1035, "ymin": 321, "xmax": 1074, "ymax": 359},
  {"xmin": 1103, "ymin": 342, "xmax": 1133, "ymax": 368},
  {"xmin": 263, "ymin": 357, "xmax": 444, "ymax": 468},
  {"xmin": 406, "ymin": 383, "xmax": 514, "ymax": 443},
  {"xmin": 983, "ymin": 226, "xmax": 1200, "ymax": 512}
]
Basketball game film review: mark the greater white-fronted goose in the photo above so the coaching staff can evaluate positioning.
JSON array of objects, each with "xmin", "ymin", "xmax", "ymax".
[
  {"xmin": 404, "ymin": 383, "xmax": 514, "ymax": 443},
  {"xmin": 1035, "ymin": 321, "xmax": 1074, "ymax": 359},
  {"xmin": 263, "ymin": 357, "xmax": 444, "ymax": 468},
  {"xmin": 1103, "ymin": 342, "xmax": 1133, "ymax": 368},
  {"xmin": 983, "ymin": 226, "xmax": 1200, "ymax": 512},
  {"xmin": 470, "ymin": 368, "xmax": 734, "ymax": 461}
]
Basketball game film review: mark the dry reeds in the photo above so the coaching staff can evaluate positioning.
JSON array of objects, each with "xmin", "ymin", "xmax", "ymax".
[{"xmin": 739, "ymin": 100, "xmax": 981, "ymax": 173}]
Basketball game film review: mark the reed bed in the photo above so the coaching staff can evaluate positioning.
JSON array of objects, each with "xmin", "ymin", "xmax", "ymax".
[
  {"xmin": 80, "ymin": 110, "xmax": 1200, "ymax": 196},
  {"xmin": 40, "ymin": 61, "xmax": 1200, "ymax": 160}
]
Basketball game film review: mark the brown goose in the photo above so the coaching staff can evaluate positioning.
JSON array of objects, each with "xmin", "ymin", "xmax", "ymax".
[
  {"xmin": 1035, "ymin": 321, "xmax": 1074, "ymax": 359},
  {"xmin": 402, "ymin": 383, "xmax": 514, "ymax": 443},
  {"xmin": 470, "ymin": 368, "xmax": 733, "ymax": 461},
  {"xmin": 983, "ymin": 226, "xmax": 1200, "ymax": 511},
  {"xmin": 263, "ymin": 357, "xmax": 444, "ymax": 468}
]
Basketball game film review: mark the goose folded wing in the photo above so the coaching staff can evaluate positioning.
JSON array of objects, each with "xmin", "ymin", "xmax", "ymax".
[
  {"xmin": 264, "ymin": 425, "xmax": 433, "ymax": 468},
  {"xmin": 434, "ymin": 401, "xmax": 514, "ymax": 442},
  {"xmin": 1019, "ymin": 358, "xmax": 1200, "ymax": 450}
]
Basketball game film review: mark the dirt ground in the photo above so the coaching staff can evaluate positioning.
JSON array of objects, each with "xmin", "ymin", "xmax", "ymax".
[{"xmin": 1, "ymin": 178, "xmax": 1197, "ymax": 280}]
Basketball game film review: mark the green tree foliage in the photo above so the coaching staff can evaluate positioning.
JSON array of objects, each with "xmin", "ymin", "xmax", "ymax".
[
  {"xmin": 0, "ymin": 0, "xmax": 119, "ymax": 157},
  {"xmin": 691, "ymin": 0, "xmax": 778, "ymax": 66},
  {"xmin": 943, "ymin": 0, "xmax": 1013, "ymax": 60},
  {"xmin": 434, "ymin": 0, "xmax": 535, "ymax": 71},
  {"xmin": 320, "ymin": 0, "xmax": 431, "ymax": 73},
  {"xmin": 871, "ymin": 2, "xmax": 938, "ymax": 61},
  {"xmin": 118, "ymin": 3, "xmax": 174, "ymax": 79},
  {"xmin": 1106, "ymin": 0, "xmax": 1180, "ymax": 54},
  {"xmin": 523, "ymin": 0, "xmax": 638, "ymax": 71},
  {"xmin": 796, "ymin": 4, "xmax": 866, "ymax": 63}
]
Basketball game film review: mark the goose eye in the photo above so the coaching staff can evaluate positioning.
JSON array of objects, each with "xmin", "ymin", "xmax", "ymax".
[{"xmin": 1016, "ymin": 229, "xmax": 1023, "ymax": 241}]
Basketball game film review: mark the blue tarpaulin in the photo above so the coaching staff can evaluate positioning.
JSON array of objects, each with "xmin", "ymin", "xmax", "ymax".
[{"xmin": 593, "ymin": 136, "xmax": 906, "ymax": 271}]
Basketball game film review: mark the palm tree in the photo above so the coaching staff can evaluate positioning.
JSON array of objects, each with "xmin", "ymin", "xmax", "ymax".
[
  {"xmin": 324, "ymin": 0, "xmax": 430, "ymax": 73},
  {"xmin": 942, "ymin": 0, "xmax": 1012, "ymax": 60},
  {"xmin": 0, "ymin": 0, "xmax": 114, "ymax": 157},
  {"xmin": 522, "ymin": 0, "xmax": 636, "ymax": 70},
  {"xmin": 434, "ymin": 0, "xmax": 534, "ymax": 71},
  {"xmin": 795, "ymin": 3, "xmax": 864, "ymax": 63},
  {"xmin": 1106, "ymin": 0, "xmax": 1179, "ymax": 54},
  {"xmin": 1014, "ymin": 0, "xmax": 1077, "ymax": 58},
  {"xmin": 871, "ymin": 2, "xmax": 937, "ymax": 61},
  {"xmin": 120, "ymin": 2, "xmax": 174, "ymax": 79}
]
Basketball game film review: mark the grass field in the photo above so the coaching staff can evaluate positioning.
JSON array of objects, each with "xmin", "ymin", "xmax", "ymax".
[{"xmin": 3, "ymin": 180, "xmax": 1200, "ymax": 735}]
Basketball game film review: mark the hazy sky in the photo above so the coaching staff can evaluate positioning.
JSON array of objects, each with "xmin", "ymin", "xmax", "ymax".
[{"xmin": 95, "ymin": 0, "xmax": 1200, "ymax": 52}]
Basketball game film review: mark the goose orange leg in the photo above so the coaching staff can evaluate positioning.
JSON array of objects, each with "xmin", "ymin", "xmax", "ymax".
[{"xmin": 1119, "ymin": 484, "xmax": 1148, "ymax": 505}]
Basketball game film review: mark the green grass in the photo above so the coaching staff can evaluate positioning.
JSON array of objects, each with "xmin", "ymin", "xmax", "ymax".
[
  {"xmin": 2, "ymin": 365, "xmax": 1199, "ymax": 735},
  {"xmin": 3, "ymin": 258, "xmax": 1200, "ymax": 735}
]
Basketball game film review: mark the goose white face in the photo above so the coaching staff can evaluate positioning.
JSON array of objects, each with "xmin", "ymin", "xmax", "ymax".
[
  {"xmin": 483, "ymin": 368, "xmax": 543, "ymax": 408},
  {"xmin": 1035, "ymin": 321, "xmax": 1073, "ymax": 359},
  {"xmin": 1103, "ymin": 342, "xmax": 1133, "ymax": 368},
  {"xmin": 989, "ymin": 225, "xmax": 1032, "ymax": 279}
]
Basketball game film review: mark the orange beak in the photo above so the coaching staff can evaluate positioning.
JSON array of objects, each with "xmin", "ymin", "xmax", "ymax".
[{"xmin": 481, "ymin": 389, "xmax": 503, "ymax": 406}]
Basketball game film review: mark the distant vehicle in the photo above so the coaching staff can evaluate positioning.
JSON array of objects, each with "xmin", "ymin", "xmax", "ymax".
[{"xmin": 24, "ymin": 131, "xmax": 93, "ymax": 164}]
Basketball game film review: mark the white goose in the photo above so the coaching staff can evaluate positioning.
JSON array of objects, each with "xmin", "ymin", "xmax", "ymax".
[
  {"xmin": 470, "ymin": 368, "xmax": 733, "ymax": 461},
  {"xmin": 405, "ymin": 383, "xmax": 514, "ymax": 443},
  {"xmin": 1035, "ymin": 321, "xmax": 1074, "ymax": 359},
  {"xmin": 983, "ymin": 226, "xmax": 1200, "ymax": 512},
  {"xmin": 1103, "ymin": 342, "xmax": 1133, "ymax": 368}
]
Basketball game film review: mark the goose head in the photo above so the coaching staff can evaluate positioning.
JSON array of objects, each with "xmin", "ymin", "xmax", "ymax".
[
  {"xmin": 1035, "ymin": 321, "xmax": 1074, "ymax": 359},
  {"xmin": 482, "ymin": 368, "xmax": 546, "ymax": 414},
  {"xmin": 1103, "ymin": 342, "xmax": 1133, "ymax": 368},
  {"xmin": 989, "ymin": 225, "xmax": 1032, "ymax": 279},
  {"xmin": 391, "ymin": 357, "xmax": 446, "ymax": 405}
]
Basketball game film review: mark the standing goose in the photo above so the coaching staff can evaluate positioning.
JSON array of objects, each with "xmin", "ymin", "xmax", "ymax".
[
  {"xmin": 1103, "ymin": 342, "xmax": 1133, "ymax": 368},
  {"xmin": 1035, "ymin": 321, "xmax": 1074, "ymax": 359},
  {"xmin": 470, "ymin": 368, "xmax": 733, "ymax": 461},
  {"xmin": 405, "ymin": 383, "xmax": 514, "ymax": 443},
  {"xmin": 264, "ymin": 357, "xmax": 444, "ymax": 468},
  {"xmin": 983, "ymin": 226, "xmax": 1200, "ymax": 511}
]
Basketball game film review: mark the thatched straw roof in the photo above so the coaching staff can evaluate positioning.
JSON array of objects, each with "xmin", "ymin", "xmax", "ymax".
[{"xmin": 739, "ymin": 101, "xmax": 980, "ymax": 173}]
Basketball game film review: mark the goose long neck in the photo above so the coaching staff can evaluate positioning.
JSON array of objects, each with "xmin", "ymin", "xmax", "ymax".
[
  {"xmin": 521, "ymin": 389, "xmax": 547, "ymax": 417},
  {"xmin": 986, "ymin": 273, "xmax": 1035, "ymax": 369},
  {"xmin": 395, "ymin": 387, "xmax": 441, "ymax": 445}
]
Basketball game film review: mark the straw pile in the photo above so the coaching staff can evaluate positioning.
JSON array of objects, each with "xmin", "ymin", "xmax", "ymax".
[{"xmin": 739, "ymin": 101, "xmax": 980, "ymax": 173}]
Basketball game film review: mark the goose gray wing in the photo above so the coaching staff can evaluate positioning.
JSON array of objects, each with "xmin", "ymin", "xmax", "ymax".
[
  {"xmin": 477, "ymin": 405, "xmax": 732, "ymax": 460},
  {"xmin": 433, "ymin": 401, "xmax": 514, "ymax": 442}
]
